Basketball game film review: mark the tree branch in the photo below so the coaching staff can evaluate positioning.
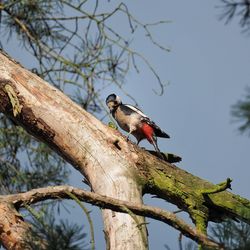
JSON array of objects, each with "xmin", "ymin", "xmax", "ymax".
[
  {"xmin": 3, "ymin": 185, "xmax": 222, "ymax": 249},
  {"xmin": 200, "ymin": 178, "xmax": 232, "ymax": 195}
]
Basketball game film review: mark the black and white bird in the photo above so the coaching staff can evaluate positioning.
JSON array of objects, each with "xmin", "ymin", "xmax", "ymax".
[{"xmin": 106, "ymin": 93, "xmax": 170, "ymax": 156}]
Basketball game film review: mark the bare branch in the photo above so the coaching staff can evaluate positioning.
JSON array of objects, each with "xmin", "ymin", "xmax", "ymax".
[{"xmin": 3, "ymin": 185, "xmax": 222, "ymax": 249}]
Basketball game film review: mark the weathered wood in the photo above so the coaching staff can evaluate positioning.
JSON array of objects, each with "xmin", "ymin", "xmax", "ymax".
[
  {"xmin": 0, "ymin": 50, "xmax": 250, "ymax": 249},
  {"xmin": 0, "ymin": 202, "xmax": 31, "ymax": 250},
  {"xmin": 0, "ymin": 51, "xmax": 147, "ymax": 250}
]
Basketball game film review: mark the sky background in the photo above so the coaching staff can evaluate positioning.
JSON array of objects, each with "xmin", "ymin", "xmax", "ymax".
[{"xmin": 2, "ymin": 0, "xmax": 250, "ymax": 249}]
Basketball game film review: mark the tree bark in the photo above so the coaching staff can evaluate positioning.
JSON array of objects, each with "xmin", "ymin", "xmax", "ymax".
[
  {"xmin": 0, "ymin": 50, "xmax": 147, "ymax": 249},
  {"xmin": 0, "ymin": 50, "xmax": 250, "ymax": 249},
  {"xmin": 0, "ymin": 202, "xmax": 31, "ymax": 250}
]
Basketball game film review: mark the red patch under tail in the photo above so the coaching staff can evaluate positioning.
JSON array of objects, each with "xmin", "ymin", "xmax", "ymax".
[
  {"xmin": 141, "ymin": 123, "xmax": 163, "ymax": 158},
  {"xmin": 141, "ymin": 123, "xmax": 154, "ymax": 143}
]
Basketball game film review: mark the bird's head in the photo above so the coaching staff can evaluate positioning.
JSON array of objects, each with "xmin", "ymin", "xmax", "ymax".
[{"xmin": 106, "ymin": 94, "xmax": 121, "ymax": 112}]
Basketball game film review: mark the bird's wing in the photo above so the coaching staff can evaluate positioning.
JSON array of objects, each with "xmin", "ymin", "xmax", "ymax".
[
  {"xmin": 123, "ymin": 104, "xmax": 148, "ymax": 118},
  {"xmin": 122, "ymin": 104, "xmax": 170, "ymax": 138}
]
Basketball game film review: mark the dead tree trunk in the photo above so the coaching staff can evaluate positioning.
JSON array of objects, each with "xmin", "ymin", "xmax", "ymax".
[
  {"xmin": 0, "ymin": 51, "xmax": 148, "ymax": 249},
  {"xmin": 0, "ymin": 50, "xmax": 250, "ymax": 249}
]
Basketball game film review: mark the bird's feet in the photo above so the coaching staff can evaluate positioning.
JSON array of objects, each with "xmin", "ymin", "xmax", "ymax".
[{"xmin": 126, "ymin": 134, "xmax": 130, "ymax": 142}]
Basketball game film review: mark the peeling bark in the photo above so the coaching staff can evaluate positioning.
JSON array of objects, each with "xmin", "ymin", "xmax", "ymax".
[{"xmin": 0, "ymin": 202, "xmax": 31, "ymax": 250}]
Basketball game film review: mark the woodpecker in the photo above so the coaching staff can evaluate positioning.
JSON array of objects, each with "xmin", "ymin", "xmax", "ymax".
[{"xmin": 106, "ymin": 93, "xmax": 170, "ymax": 156}]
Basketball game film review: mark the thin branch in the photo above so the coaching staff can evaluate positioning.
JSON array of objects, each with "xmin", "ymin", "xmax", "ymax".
[{"xmin": 2, "ymin": 185, "xmax": 222, "ymax": 249}]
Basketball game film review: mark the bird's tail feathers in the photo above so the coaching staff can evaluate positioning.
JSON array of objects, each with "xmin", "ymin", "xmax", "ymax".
[{"xmin": 154, "ymin": 127, "xmax": 170, "ymax": 138}]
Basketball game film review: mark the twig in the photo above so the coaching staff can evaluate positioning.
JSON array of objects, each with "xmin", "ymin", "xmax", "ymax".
[
  {"xmin": 201, "ymin": 178, "xmax": 232, "ymax": 195},
  {"xmin": 65, "ymin": 191, "xmax": 95, "ymax": 250}
]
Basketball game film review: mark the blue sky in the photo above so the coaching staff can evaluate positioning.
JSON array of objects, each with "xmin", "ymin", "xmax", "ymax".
[{"xmin": 2, "ymin": 1, "xmax": 250, "ymax": 249}]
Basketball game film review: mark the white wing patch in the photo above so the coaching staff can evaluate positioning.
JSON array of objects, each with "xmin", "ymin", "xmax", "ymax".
[{"xmin": 124, "ymin": 104, "xmax": 148, "ymax": 118}]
